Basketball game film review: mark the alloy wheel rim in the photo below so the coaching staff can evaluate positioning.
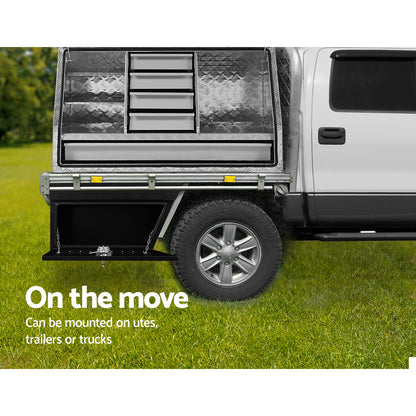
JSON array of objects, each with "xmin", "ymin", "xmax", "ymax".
[{"xmin": 196, "ymin": 222, "xmax": 262, "ymax": 287}]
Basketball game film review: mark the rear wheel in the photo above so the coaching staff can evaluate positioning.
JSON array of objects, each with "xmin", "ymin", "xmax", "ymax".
[{"xmin": 171, "ymin": 199, "xmax": 282, "ymax": 300}]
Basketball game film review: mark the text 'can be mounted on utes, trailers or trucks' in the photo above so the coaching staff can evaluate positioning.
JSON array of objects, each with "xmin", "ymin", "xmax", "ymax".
[{"xmin": 40, "ymin": 47, "xmax": 416, "ymax": 300}]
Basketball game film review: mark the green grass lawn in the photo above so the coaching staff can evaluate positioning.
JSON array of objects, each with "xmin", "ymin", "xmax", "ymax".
[{"xmin": 0, "ymin": 143, "xmax": 415, "ymax": 368}]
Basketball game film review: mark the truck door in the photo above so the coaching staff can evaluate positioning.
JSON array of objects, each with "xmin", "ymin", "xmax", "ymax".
[{"xmin": 311, "ymin": 48, "xmax": 416, "ymax": 225}]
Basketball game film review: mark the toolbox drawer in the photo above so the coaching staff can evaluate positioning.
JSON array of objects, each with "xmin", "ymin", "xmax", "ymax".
[
  {"xmin": 130, "ymin": 53, "xmax": 193, "ymax": 70},
  {"xmin": 130, "ymin": 92, "xmax": 194, "ymax": 109},
  {"xmin": 130, "ymin": 73, "xmax": 193, "ymax": 90},
  {"xmin": 129, "ymin": 113, "xmax": 195, "ymax": 131}
]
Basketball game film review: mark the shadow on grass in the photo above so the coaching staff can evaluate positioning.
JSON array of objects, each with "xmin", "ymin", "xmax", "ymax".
[{"xmin": 49, "ymin": 260, "xmax": 180, "ymax": 294}]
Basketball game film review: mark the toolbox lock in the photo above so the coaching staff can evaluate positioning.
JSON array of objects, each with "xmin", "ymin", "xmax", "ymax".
[{"xmin": 89, "ymin": 246, "xmax": 113, "ymax": 257}]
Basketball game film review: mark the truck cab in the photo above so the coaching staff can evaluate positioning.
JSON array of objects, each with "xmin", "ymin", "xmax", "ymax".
[
  {"xmin": 291, "ymin": 48, "xmax": 416, "ymax": 239},
  {"xmin": 41, "ymin": 47, "xmax": 416, "ymax": 300}
]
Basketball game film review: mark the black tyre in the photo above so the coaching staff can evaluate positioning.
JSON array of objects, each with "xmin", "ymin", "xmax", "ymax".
[{"xmin": 170, "ymin": 198, "xmax": 282, "ymax": 300}]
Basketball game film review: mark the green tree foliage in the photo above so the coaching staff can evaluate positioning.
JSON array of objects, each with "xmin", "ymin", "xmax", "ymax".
[{"xmin": 0, "ymin": 47, "xmax": 57, "ymax": 143}]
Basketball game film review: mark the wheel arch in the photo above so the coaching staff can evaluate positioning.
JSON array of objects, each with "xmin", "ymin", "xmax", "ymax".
[{"xmin": 161, "ymin": 190, "xmax": 285, "ymax": 245}]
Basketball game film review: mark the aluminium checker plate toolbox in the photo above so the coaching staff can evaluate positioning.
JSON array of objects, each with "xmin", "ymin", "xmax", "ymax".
[{"xmin": 52, "ymin": 47, "xmax": 285, "ymax": 173}]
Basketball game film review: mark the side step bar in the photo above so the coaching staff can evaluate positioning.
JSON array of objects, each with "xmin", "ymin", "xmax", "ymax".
[{"xmin": 314, "ymin": 232, "xmax": 416, "ymax": 242}]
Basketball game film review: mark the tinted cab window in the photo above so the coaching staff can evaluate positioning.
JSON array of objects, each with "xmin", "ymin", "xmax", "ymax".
[{"xmin": 330, "ymin": 51, "xmax": 416, "ymax": 112}]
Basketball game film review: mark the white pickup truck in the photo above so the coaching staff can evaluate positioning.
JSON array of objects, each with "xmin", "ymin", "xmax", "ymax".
[{"xmin": 40, "ymin": 47, "xmax": 416, "ymax": 300}]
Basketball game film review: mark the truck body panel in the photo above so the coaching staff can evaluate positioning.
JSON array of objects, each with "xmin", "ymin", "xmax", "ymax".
[{"xmin": 40, "ymin": 46, "xmax": 416, "ymax": 298}]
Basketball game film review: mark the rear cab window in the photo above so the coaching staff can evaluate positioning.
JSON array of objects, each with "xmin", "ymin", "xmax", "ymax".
[{"xmin": 330, "ymin": 50, "xmax": 416, "ymax": 112}]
